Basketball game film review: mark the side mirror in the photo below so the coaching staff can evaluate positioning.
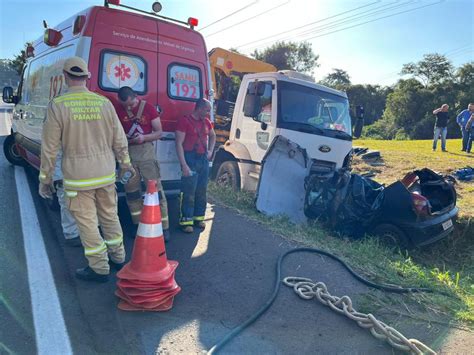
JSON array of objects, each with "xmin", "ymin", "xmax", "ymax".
[
  {"xmin": 2, "ymin": 86, "xmax": 16, "ymax": 104},
  {"xmin": 353, "ymin": 117, "xmax": 364, "ymax": 138},
  {"xmin": 215, "ymin": 99, "xmax": 231, "ymax": 117},
  {"xmin": 355, "ymin": 105, "xmax": 364, "ymax": 119},
  {"xmin": 353, "ymin": 105, "xmax": 364, "ymax": 138}
]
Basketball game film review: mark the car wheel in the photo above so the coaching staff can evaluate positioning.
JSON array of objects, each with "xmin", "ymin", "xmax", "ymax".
[
  {"xmin": 216, "ymin": 161, "xmax": 240, "ymax": 191},
  {"xmin": 373, "ymin": 223, "xmax": 410, "ymax": 249},
  {"xmin": 3, "ymin": 135, "xmax": 26, "ymax": 166}
]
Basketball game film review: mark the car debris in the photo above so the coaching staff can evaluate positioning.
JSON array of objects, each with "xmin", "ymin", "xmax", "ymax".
[
  {"xmin": 256, "ymin": 136, "xmax": 458, "ymax": 247},
  {"xmin": 454, "ymin": 166, "xmax": 474, "ymax": 181}
]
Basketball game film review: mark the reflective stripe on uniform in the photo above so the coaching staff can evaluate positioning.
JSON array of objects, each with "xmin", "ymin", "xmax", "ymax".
[
  {"xmin": 130, "ymin": 210, "xmax": 142, "ymax": 216},
  {"xmin": 105, "ymin": 235, "xmax": 123, "ymax": 246},
  {"xmin": 179, "ymin": 219, "xmax": 194, "ymax": 226},
  {"xmin": 39, "ymin": 172, "xmax": 47, "ymax": 182},
  {"xmin": 193, "ymin": 216, "xmax": 205, "ymax": 221},
  {"xmin": 84, "ymin": 242, "xmax": 107, "ymax": 256},
  {"xmin": 64, "ymin": 173, "xmax": 116, "ymax": 188},
  {"xmin": 53, "ymin": 93, "xmax": 108, "ymax": 103},
  {"xmin": 65, "ymin": 190, "xmax": 78, "ymax": 198},
  {"xmin": 137, "ymin": 222, "xmax": 163, "ymax": 238}
]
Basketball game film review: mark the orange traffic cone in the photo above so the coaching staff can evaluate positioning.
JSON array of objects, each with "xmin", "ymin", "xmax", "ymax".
[{"xmin": 116, "ymin": 180, "xmax": 180, "ymax": 312}]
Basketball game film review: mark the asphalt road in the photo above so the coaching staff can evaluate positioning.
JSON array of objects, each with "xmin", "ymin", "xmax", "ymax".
[{"xmin": 0, "ymin": 110, "xmax": 471, "ymax": 354}]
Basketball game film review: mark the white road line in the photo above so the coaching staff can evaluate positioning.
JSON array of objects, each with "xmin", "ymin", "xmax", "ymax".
[{"xmin": 14, "ymin": 166, "xmax": 73, "ymax": 355}]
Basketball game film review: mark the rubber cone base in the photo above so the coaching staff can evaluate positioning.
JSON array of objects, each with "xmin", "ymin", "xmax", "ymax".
[
  {"xmin": 118, "ymin": 298, "xmax": 174, "ymax": 312},
  {"xmin": 116, "ymin": 287, "xmax": 180, "ymax": 305}
]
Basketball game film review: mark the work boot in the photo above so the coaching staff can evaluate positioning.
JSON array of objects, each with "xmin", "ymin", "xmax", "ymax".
[
  {"xmin": 65, "ymin": 237, "xmax": 82, "ymax": 247},
  {"xmin": 163, "ymin": 229, "xmax": 171, "ymax": 243},
  {"xmin": 194, "ymin": 221, "xmax": 206, "ymax": 229},
  {"xmin": 109, "ymin": 260, "xmax": 126, "ymax": 271},
  {"xmin": 75, "ymin": 267, "xmax": 109, "ymax": 283},
  {"xmin": 181, "ymin": 225, "xmax": 194, "ymax": 233}
]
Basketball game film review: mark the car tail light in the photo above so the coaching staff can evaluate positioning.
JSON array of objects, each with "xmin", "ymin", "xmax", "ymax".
[
  {"xmin": 401, "ymin": 172, "xmax": 417, "ymax": 187},
  {"xmin": 412, "ymin": 193, "xmax": 430, "ymax": 217},
  {"xmin": 188, "ymin": 17, "xmax": 198, "ymax": 29},
  {"xmin": 73, "ymin": 15, "xmax": 86, "ymax": 35},
  {"xmin": 107, "ymin": 0, "xmax": 121, "ymax": 5}
]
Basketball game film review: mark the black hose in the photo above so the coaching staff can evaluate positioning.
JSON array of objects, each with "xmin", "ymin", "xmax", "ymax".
[{"xmin": 207, "ymin": 247, "xmax": 445, "ymax": 354}]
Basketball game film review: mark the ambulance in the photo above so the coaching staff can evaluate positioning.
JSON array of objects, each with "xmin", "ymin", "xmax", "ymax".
[{"xmin": 2, "ymin": 0, "xmax": 212, "ymax": 194}]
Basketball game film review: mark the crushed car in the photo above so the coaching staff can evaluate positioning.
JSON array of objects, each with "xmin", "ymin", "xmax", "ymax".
[{"xmin": 256, "ymin": 136, "xmax": 458, "ymax": 247}]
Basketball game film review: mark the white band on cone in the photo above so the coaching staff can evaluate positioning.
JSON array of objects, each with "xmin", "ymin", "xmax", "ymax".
[
  {"xmin": 144, "ymin": 192, "xmax": 160, "ymax": 207},
  {"xmin": 137, "ymin": 222, "xmax": 163, "ymax": 238}
]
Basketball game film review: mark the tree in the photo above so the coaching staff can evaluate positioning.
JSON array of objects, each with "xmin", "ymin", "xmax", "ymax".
[
  {"xmin": 251, "ymin": 41, "xmax": 319, "ymax": 74},
  {"xmin": 9, "ymin": 42, "xmax": 32, "ymax": 75},
  {"xmin": 320, "ymin": 68, "xmax": 351, "ymax": 90},
  {"xmin": 400, "ymin": 53, "xmax": 454, "ymax": 87},
  {"xmin": 228, "ymin": 47, "xmax": 241, "ymax": 54}
]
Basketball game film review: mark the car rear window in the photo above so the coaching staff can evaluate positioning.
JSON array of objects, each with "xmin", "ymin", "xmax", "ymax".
[
  {"xmin": 168, "ymin": 63, "xmax": 202, "ymax": 101},
  {"xmin": 99, "ymin": 51, "xmax": 146, "ymax": 94}
]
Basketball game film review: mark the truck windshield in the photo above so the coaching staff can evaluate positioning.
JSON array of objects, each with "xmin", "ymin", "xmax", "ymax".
[{"xmin": 277, "ymin": 81, "xmax": 352, "ymax": 140}]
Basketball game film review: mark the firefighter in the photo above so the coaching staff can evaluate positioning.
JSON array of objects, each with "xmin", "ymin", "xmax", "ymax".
[
  {"xmin": 175, "ymin": 98, "xmax": 216, "ymax": 233},
  {"xmin": 39, "ymin": 57, "xmax": 134, "ymax": 283},
  {"xmin": 113, "ymin": 86, "xmax": 170, "ymax": 242}
]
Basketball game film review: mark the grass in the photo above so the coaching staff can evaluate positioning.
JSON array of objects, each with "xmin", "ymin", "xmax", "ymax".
[{"xmin": 208, "ymin": 138, "xmax": 474, "ymax": 329}]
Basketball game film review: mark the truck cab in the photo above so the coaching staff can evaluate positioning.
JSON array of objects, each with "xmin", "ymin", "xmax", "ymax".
[
  {"xmin": 212, "ymin": 70, "xmax": 361, "ymax": 191},
  {"xmin": 208, "ymin": 48, "xmax": 276, "ymax": 147}
]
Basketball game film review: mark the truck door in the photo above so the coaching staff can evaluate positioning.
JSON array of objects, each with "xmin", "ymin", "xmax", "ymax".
[{"xmin": 236, "ymin": 79, "xmax": 276, "ymax": 163}]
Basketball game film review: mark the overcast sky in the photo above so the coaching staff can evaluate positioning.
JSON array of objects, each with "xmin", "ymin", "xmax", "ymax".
[{"xmin": 1, "ymin": 0, "xmax": 472, "ymax": 86}]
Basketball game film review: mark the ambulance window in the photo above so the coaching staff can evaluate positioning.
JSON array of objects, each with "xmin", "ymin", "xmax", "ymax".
[
  {"xmin": 99, "ymin": 52, "xmax": 146, "ymax": 94},
  {"xmin": 168, "ymin": 64, "xmax": 202, "ymax": 101},
  {"xmin": 25, "ymin": 45, "xmax": 76, "ymax": 106}
]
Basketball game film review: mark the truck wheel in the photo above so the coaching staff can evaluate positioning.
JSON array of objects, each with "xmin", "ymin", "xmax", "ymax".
[
  {"xmin": 3, "ymin": 135, "xmax": 26, "ymax": 166},
  {"xmin": 216, "ymin": 161, "xmax": 241, "ymax": 191},
  {"xmin": 373, "ymin": 223, "xmax": 410, "ymax": 249}
]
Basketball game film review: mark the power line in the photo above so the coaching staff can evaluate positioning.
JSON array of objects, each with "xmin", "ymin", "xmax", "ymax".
[
  {"xmin": 246, "ymin": 0, "xmax": 414, "ymax": 50},
  {"xmin": 376, "ymin": 43, "xmax": 470, "ymax": 82},
  {"xmin": 206, "ymin": 1, "xmax": 291, "ymax": 38},
  {"xmin": 302, "ymin": 0, "xmax": 445, "ymax": 42},
  {"xmin": 200, "ymin": 1, "xmax": 259, "ymax": 31},
  {"xmin": 234, "ymin": 0, "xmax": 381, "ymax": 48}
]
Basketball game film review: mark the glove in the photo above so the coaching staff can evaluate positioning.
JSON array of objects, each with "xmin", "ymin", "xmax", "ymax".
[{"xmin": 39, "ymin": 182, "xmax": 55, "ymax": 199}]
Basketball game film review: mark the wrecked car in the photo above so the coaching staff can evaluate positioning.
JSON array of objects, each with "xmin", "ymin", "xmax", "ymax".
[{"xmin": 256, "ymin": 136, "xmax": 458, "ymax": 247}]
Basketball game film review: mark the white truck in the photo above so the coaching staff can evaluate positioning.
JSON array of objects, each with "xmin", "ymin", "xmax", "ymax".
[{"xmin": 211, "ymin": 70, "xmax": 364, "ymax": 192}]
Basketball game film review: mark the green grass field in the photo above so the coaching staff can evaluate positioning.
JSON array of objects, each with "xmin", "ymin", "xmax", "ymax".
[
  {"xmin": 209, "ymin": 139, "xmax": 474, "ymax": 328},
  {"xmin": 355, "ymin": 139, "xmax": 473, "ymax": 219}
]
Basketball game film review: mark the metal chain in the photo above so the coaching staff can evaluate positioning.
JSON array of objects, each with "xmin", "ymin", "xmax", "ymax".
[{"xmin": 283, "ymin": 277, "xmax": 437, "ymax": 355}]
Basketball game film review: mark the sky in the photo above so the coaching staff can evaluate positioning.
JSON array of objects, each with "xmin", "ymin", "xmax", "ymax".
[{"xmin": 0, "ymin": 0, "xmax": 472, "ymax": 86}]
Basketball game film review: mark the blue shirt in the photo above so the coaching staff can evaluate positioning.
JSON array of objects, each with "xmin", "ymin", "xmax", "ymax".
[{"xmin": 456, "ymin": 109, "xmax": 472, "ymax": 128}]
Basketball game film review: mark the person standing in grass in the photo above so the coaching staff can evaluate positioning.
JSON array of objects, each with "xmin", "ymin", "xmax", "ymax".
[
  {"xmin": 456, "ymin": 103, "xmax": 474, "ymax": 152},
  {"xmin": 432, "ymin": 104, "xmax": 450, "ymax": 152},
  {"xmin": 466, "ymin": 113, "xmax": 474, "ymax": 154}
]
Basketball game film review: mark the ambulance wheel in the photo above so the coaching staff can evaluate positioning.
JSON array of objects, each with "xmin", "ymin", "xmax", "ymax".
[
  {"xmin": 216, "ymin": 161, "xmax": 241, "ymax": 191},
  {"xmin": 3, "ymin": 135, "xmax": 26, "ymax": 167},
  {"xmin": 373, "ymin": 224, "xmax": 410, "ymax": 249}
]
